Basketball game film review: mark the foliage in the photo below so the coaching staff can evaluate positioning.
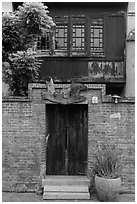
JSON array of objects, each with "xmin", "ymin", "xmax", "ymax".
[
  {"xmin": 3, "ymin": 50, "xmax": 42, "ymax": 96},
  {"xmin": 16, "ymin": 2, "xmax": 55, "ymax": 35},
  {"xmin": 89, "ymin": 142, "xmax": 123, "ymax": 179},
  {"xmin": 2, "ymin": 13, "xmax": 21, "ymax": 60},
  {"xmin": 2, "ymin": 2, "xmax": 55, "ymax": 96},
  {"xmin": 14, "ymin": 2, "xmax": 55, "ymax": 50}
]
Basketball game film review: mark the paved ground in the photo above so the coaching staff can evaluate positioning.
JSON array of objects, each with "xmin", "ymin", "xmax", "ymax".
[{"xmin": 2, "ymin": 192, "xmax": 135, "ymax": 202}]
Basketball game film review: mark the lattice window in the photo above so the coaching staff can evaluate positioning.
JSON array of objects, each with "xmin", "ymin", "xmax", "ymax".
[
  {"xmin": 72, "ymin": 24, "xmax": 85, "ymax": 51},
  {"xmin": 55, "ymin": 24, "xmax": 67, "ymax": 50},
  {"xmin": 54, "ymin": 16, "xmax": 68, "ymax": 53},
  {"xmin": 90, "ymin": 18, "xmax": 104, "ymax": 56},
  {"xmin": 37, "ymin": 32, "xmax": 50, "ymax": 50},
  {"xmin": 71, "ymin": 16, "xmax": 86, "ymax": 54},
  {"xmin": 36, "ymin": 15, "xmax": 105, "ymax": 57}
]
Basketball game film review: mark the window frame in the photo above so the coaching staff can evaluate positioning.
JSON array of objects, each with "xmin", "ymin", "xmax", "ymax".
[
  {"xmin": 90, "ymin": 17, "xmax": 105, "ymax": 57},
  {"xmin": 36, "ymin": 15, "xmax": 105, "ymax": 58},
  {"xmin": 37, "ymin": 32, "xmax": 50, "ymax": 54},
  {"xmin": 70, "ymin": 15, "xmax": 88, "ymax": 57},
  {"xmin": 53, "ymin": 15, "xmax": 69, "ymax": 56}
]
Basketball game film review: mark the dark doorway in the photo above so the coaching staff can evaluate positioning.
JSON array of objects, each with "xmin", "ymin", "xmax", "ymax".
[{"xmin": 46, "ymin": 104, "xmax": 88, "ymax": 175}]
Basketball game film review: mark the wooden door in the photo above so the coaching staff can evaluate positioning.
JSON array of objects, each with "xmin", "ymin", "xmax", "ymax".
[{"xmin": 46, "ymin": 104, "xmax": 88, "ymax": 175}]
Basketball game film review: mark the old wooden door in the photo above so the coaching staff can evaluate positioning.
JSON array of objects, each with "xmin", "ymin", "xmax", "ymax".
[{"xmin": 46, "ymin": 104, "xmax": 88, "ymax": 175}]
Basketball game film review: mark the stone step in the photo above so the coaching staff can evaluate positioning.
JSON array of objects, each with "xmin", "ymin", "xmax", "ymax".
[
  {"xmin": 44, "ymin": 185, "xmax": 89, "ymax": 192},
  {"xmin": 43, "ymin": 192, "xmax": 90, "ymax": 200},
  {"xmin": 42, "ymin": 176, "xmax": 90, "ymax": 187},
  {"xmin": 43, "ymin": 176, "xmax": 90, "ymax": 200}
]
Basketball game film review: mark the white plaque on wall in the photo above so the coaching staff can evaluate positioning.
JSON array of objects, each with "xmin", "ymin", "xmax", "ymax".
[{"xmin": 92, "ymin": 96, "xmax": 98, "ymax": 104}]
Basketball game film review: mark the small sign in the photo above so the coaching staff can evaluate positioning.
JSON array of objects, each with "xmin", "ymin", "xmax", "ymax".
[{"xmin": 92, "ymin": 96, "xmax": 98, "ymax": 104}]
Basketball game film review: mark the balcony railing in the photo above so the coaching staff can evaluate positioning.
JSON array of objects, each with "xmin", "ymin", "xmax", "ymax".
[
  {"xmin": 39, "ymin": 58, "xmax": 125, "ymax": 83},
  {"xmin": 88, "ymin": 60, "xmax": 125, "ymax": 82}
]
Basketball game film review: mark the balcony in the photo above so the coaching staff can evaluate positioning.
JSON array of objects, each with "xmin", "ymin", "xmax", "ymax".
[{"xmin": 39, "ymin": 57, "xmax": 125, "ymax": 83}]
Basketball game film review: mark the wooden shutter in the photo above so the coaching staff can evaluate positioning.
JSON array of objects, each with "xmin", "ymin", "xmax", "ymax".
[{"xmin": 104, "ymin": 14, "xmax": 125, "ymax": 60}]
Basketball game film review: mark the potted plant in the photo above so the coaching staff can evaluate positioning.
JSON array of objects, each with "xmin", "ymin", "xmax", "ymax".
[{"xmin": 89, "ymin": 142, "xmax": 123, "ymax": 202}]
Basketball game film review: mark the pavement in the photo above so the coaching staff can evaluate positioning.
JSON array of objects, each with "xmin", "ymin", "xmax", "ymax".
[{"xmin": 2, "ymin": 192, "xmax": 135, "ymax": 202}]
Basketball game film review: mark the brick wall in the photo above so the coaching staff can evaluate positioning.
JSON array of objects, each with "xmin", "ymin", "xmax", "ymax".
[
  {"xmin": 2, "ymin": 95, "xmax": 46, "ymax": 192},
  {"xmin": 2, "ymin": 83, "xmax": 135, "ymax": 193},
  {"xmin": 86, "ymin": 89, "xmax": 135, "ymax": 193}
]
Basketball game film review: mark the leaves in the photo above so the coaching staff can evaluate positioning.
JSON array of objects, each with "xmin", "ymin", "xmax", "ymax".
[
  {"xmin": 16, "ymin": 2, "xmax": 55, "ymax": 37},
  {"xmin": 2, "ymin": 13, "xmax": 21, "ymax": 57},
  {"xmin": 3, "ymin": 50, "xmax": 42, "ymax": 96},
  {"xmin": 2, "ymin": 2, "xmax": 55, "ymax": 96},
  {"xmin": 89, "ymin": 142, "xmax": 123, "ymax": 179}
]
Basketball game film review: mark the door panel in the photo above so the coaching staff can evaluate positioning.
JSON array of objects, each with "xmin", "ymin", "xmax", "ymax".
[
  {"xmin": 67, "ymin": 105, "xmax": 88, "ymax": 175},
  {"xmin": 46, "ymin": 104, "xmax": 88, "ymax": 175},
  {"xmin": 46, "ymin": 105, "xmax": 66, "ymax": 175}
]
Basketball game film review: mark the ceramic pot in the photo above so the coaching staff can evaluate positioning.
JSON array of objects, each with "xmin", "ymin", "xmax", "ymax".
[{"xmin": 95, "ymin": 175, "xmax": 121, "ymax": 202}]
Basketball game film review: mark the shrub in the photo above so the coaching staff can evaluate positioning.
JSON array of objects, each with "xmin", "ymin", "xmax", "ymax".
[
  {"xmin": 89, "ymin": 142, "xmax": 123, "ymax": 179},
  {"xmin": 3, "ymin": 49, "xmax": 42, "ymax": 96}
]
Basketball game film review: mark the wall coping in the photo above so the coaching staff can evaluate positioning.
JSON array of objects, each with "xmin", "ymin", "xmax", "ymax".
[
  {"xmin": 2, "ymin": 83, "xmax": 135, "ymax": 104},
  {"xmin": 2, "ymin": 96, "xmax": 31, "ymax": 102}
]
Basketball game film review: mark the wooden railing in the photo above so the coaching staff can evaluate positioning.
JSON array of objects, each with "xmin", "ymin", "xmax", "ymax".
[{"xmin": 39, "ymin": 58, "xmax": 125, "ymax": 83}]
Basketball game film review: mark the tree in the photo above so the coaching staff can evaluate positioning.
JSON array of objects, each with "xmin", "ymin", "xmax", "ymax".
[
  {"xmin": 3, "ymin": 50, "xmax": 43, "ymax": 96},
  {"xmin": 2, "ymin": 2, "xmax": 55, "ymax": 96}
]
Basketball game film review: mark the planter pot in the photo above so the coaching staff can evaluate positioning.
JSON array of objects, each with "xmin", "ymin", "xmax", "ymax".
[{"xmin": 95, "ymin": 175, "xmax": 121, "ymax": 202}]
